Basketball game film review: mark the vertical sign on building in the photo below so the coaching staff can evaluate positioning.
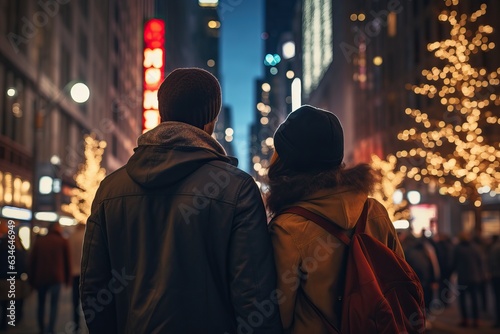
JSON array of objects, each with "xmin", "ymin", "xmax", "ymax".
[
  {"xmin": 302, "ymin": 0, "xmax": 333, "ymax": 97},
  {"xmin": 143, "ymin": 19, "xmax": 165, "ymax": 133}
]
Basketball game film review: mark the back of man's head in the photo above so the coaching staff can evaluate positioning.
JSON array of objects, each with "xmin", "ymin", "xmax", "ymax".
[{"xmin": 158, "ymin": 68, "xmax": 222, "ymax": 129}]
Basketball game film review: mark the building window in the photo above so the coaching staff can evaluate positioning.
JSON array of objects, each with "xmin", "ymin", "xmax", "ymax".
[
  {"xmin": 59, "ymin": 113, "xmax": 70, "ymax": 158},
  {"xmin": 112, "ymin": 66, "xmax": 119, "ymax": 89},
  {"xmin": 79, "ymin": 31, "xmax": 88, "ymax": 61},
  {"xmin": 424, "ymin": 17, "xmax": 431, "ymax": 42},
  {"xmin": 5, "ymin": 1, "xmax": 26, "ymax": 54},
  {"xmin": 112, "ymin": 101, "xmax": 120, "ymax": 123},
  {"xmin": 1, "ymin": 73, "xmax": 13, "ymax": 139},
  {"xmin": 79, "ymin": 0, "xmax": 88, "ymax": 18},
  {"xmin": 388, "ymin": 12, "xmax": 397, "ymax": 37},
  {"xmin": 60, "ymin": 2, "xmax": 72, "ymax": 32},
  {"xmin": 111, "ymin": 134, "xmax": 118, "ymax": 157},
  {"xmin": 114, "ymin": 36, "xmax": 119, "ymax": 54},
  {"xmin": 413, "ymin": 0, "xmax": 419, "ymax": 16},
  {"xmin": 114, "ymin": 2, "xmax": 120, "ymax": 24},
  {"xmin": 437, "ymin": 18, "xmax": 445, "ymax": 40},
  {"xmin": 60, "ymin": 45, "xmax": 71, "ymax": 89},
  {"xmin": 414, "ymin": 30, "xmax": 420, "ymax": 64}
]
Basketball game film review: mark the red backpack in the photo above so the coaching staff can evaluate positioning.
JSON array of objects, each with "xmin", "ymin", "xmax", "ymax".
[{"xmin": 282, "ymin": 201, "xmax": 426, "ymax": 334}]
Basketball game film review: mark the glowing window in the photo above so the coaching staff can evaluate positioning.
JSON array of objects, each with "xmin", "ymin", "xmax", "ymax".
[
  {"xmin": 199, "ymin": 0, "xmax": 218, "ymax": 7},
  {"xmin": 388, "ymin": 12, "xmax": 397, "ymax": 37},
  {"xmin": 39, "ymin": 176, "xmax": 53, "ymax": 195}
]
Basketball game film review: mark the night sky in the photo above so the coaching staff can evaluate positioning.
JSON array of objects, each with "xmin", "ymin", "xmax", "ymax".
[{"xmin": 220, "ymin": 0, "xmax": 264, "ymax": 173}]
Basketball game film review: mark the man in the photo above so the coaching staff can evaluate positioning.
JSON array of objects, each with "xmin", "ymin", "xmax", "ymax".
[
  {"xmin": 81, "ymin": 68, "xmax": 282, "ymax": 333},
  {"xmin": 30, "ymin": 222, "xmax": 71, "ymax": 334}
]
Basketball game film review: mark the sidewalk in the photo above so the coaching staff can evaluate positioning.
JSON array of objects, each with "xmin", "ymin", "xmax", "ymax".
[
  {"xmin": 1, "ymin": 286, "xmax": 87, "ymax": 334},
  {"xmin": 2, "ymin": 284, "xmax": 499, "ymax": 334},
  {"xmin": 429, "ymin": 299, "xmax": 500, "ymax": 334}
]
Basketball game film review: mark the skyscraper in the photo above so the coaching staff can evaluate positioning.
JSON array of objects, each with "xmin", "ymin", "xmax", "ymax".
[
  {"xmin": 153, "ymin": 0, "xmax": 234, "ymax": 154},
  {"xmin": 250, "ymin": 0, "xmax": 300, "ymax": 185}
]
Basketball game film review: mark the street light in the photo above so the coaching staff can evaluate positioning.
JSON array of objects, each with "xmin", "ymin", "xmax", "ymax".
[
  {"xmin": 407, "ymin": 190, "xmax": 421, "ymax": 205},
  {"xmin": 70, "ymin": 83, "xmax": 90, "ymax": 103},
  {"xmin": 32, "ymin": 81, "xmax": 90, "ymax": 227}
]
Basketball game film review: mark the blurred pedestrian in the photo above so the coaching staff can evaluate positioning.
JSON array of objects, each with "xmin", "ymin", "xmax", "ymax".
[
  {"xmin": 403, "ymin": 231, "xmax": 438, "ymax": 312},
  {"xmin": 452, "ymin": 231, "xmax": 484, "ymax": 328},
  {"xmin": 12, "ymin": 233, "xmax": 29, "ymax": 324},
  {"xmin": 266, "ymin": 105, "xmax": 407, "ymax": 333},
  {"xmin": 490, "ymin": 235, "xmax": 500, "ymax": 328},
  {"xmin": 472, "ymin": 234, "xmax": 490, "ymax": 314},
  {"xmin": 29, "ymin": 223, "xmax": 71, "ymax": 334},
  {"xmin": 434, "ymin": 233, "xmax": 454, "ymax": 307},
  {"xmin": 80, "ymin": 68, "xmax": 282, "ymax": 333},
  {"xmin": 68, "ymin": 223, "xmax": 85, "ymax": 332}
]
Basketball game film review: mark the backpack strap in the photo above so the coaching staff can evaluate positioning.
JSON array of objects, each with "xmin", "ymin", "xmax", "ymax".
[
  {"xmin": 354, "ymin": 201, "xmax": 369, "ymax": 234},
  {"xmin": 282, "ymin": 206, "xmax": 352, "ymax": 245},
  {"xmin": 280, "ymin": 201, "xmax": 369, "ymax": 333}
]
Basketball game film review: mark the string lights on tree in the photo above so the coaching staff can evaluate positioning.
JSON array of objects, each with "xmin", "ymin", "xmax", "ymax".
[
  {"xmin": 397, "ymin": 0, "xmax": 500, "ymax": 230},
  {"xmin": 62, "ymin": 134, "xmax": 107, "ymax": 224},
  {"xmin": 370, "ymin": 154, "xmax": 410, "ymax": 221}
]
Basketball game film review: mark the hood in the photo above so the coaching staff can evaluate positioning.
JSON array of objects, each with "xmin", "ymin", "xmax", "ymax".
[
  {"xmin": 292, "ymin": 187, "xmax": 368, "ymax": 229},
  {"xmin": 126, "ymin": 121, "xmax": 237, "ymax": 188}
]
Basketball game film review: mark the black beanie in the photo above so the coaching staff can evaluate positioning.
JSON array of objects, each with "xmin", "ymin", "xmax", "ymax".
[
  {"xmin": 158, "ymin": 68, "xmax": 222, "ymax": 129},
  {"xmin": 274, "ymin": 105, "xmax": 344, "ymax": 170}
]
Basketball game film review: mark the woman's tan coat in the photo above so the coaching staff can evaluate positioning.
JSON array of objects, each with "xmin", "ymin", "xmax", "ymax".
[{"xmin": 269, "ymin": 187, "xmax": 404, "ymax": 334}]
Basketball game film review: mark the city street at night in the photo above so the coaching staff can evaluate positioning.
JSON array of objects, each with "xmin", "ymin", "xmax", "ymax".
[
  {"xmin": 1, "ymin": 0, "xmax": 500, "ymax": 333},
  {"xmin": 5, "ymin": 285, "xmax": 500, "ymax": 333}
]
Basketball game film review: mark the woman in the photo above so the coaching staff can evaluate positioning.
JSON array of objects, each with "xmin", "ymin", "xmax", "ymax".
[{"xmin": 267, "ymin": 105, "xmax": 404, "ymax": 333}]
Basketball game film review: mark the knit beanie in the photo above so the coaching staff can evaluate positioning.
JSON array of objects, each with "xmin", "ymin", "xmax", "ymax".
[
  {"xmin": 158, "ymin": 68, "xmax": 222, "ymax": 129},
  {"xmin": 274, "ymin": 105, "xmax": 344, "ymax": 170}
]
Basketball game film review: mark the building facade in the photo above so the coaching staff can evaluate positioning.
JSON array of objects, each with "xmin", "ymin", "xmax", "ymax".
[
  {"xmin": 303, "ymin": 0, "xmax": 500, "ymax": 235},
  {"xmin": 0, "ymin": 0, "xmax": 154, "ymax": 237},
  {"xmin": 249, "ymin": 0, "xmax": 300, "ymax": 185}
]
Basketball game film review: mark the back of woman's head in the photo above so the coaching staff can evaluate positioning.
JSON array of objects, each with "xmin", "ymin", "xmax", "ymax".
[
  {"xmin": 273, "ymin": 105, "xmax": 344, "ymax": 171},
  {"xmin": 266, "ymin": 105, "xmax": 376, "ymax": 216}
]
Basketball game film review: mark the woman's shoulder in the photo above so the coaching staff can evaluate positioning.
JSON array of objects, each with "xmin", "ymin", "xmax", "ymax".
[
  {"xmin": 269, "ymin": 210, "xmax": 307, "ymax": 231},
  {"xmin": 269, "ymin": 208, "xmax": 333, "ymax": 247},
  {"xmin": 365, "ymin": 197, "xmax": 390, "ymax": 216}
]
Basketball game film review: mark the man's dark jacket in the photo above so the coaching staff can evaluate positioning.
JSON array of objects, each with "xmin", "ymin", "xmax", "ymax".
[{"xmin": 80, "ymin": 122, "xmax": 282, "ymax": 334}]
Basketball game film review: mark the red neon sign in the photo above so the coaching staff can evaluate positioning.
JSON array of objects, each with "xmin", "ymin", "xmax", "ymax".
[{"xmin": 143, "ymin": 19, "xmax": 165, "ymax": 133}]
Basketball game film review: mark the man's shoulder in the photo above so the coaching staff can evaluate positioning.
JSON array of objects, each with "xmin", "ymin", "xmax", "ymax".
[
  {"xmin": 93, "ymin": 166, "xmax": 136, "ymax": 201},
  {"xmin": 186, "ymin": 160, "xmax": 259, "ymax": 204},
  {"xmin": 99, "ymin": 165, "xmax": 128, "ymax": 187},
  {"xmin": 204, "ymin": 160, "xmax": 255, "ymax": 184}
]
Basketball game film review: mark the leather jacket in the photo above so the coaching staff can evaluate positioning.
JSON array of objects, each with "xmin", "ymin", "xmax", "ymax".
[{"xmin": 81, "ymin": 122, "xmax": 282, "ymax": 334}]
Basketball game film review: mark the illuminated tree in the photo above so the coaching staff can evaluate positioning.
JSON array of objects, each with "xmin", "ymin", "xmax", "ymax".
[
  {"xmin": 62, "ymin": 134, "xmax": 107, "ymax": 224},
  {"xmin": 370, "ymin": 154, "xmax": 410, "ymax": 222},
  {"xmin": 397, "ymin": 0, "xmax": 500, "ymax": 231}
]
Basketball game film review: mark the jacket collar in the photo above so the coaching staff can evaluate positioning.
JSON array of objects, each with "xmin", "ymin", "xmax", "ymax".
[{"xmin": 137, "ymin": 121, "xmax": 227, "ymax": 156}]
